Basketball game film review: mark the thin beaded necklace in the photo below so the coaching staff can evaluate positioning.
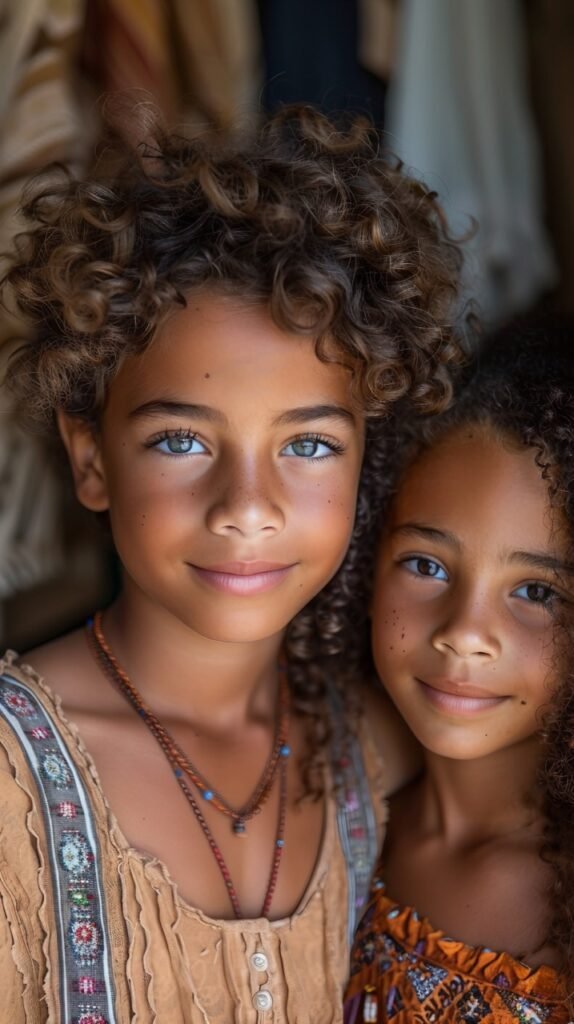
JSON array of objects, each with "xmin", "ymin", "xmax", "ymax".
[{"xmin": 86, "ymin": 612, "xmax": 290, "ymax": 919}]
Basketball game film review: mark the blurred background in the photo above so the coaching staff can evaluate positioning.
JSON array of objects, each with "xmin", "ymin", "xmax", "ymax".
[{"xmin": 1, "ymin": 0, "xmax": 572, "ymax": 650}]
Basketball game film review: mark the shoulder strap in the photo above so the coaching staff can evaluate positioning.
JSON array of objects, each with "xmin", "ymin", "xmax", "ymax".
[
  {"xmin": 330, "ymin": 689, "xmax": 379, "ymax": 947},
  {"xmin": 0, "ymin": 671, "xmax": 117, "ymax": 1024}
]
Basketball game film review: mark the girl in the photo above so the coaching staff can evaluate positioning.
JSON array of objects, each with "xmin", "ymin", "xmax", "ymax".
[
  {"xmin": 340, "ymin": 331, "xmax": 574, "ymax": 1022},
  {"xmin": 0, "ymin": 107, "xmax": 463, "ymax": 1023}
]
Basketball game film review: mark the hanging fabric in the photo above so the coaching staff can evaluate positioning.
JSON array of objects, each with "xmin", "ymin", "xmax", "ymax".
[{"xmin": 386, "ymin": 0, "xmax": 557, "ymax": 324}]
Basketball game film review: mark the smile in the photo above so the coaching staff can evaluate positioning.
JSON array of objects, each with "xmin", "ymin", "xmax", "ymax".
[
  {"xmin": 416, "ymin": 678, "xmax": 508, "ymax": 716},
  {"xmin": 189, "ymin": 562, "xmax": 296, "ymax": 595}
]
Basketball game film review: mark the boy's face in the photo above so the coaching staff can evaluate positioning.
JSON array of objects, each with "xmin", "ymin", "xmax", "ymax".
[
  {"xmin": 371, "ymin": 425, "xmax": 570, "ymax": 762},
  {"xmin": 61, "ymin": 291, "xmax": 364, "ymax": 644}
]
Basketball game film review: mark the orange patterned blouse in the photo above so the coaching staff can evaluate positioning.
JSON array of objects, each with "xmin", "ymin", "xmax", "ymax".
[{"xmin": 344, "ymin": 878, "xmax": 568, "ymax": 1024}]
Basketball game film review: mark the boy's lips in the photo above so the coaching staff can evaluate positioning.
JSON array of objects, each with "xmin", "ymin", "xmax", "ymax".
[
  {"xmin": 416, "ymin": 677, "xmax": 508, "ymax": 715},
  {"xmin": 189, "ymin": 561, "xmax": 297, "ymax": 595}
]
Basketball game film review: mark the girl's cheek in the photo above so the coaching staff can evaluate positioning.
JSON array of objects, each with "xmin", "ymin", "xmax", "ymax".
[{"xmin": 373, "ymin": 605, "xmax": 410, "ymax": 656}]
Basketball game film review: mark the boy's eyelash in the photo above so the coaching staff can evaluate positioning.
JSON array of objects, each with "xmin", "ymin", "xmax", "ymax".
[
  {"xmin": 143, "ymin": 428, "xmax": 198, "ymax": 448},
  {"xmin": 291, "ymin": 433, "xmax": 346, "ymax": 454},
  {"xmin": 142, "ymin": 430, "xmax": 346, "ymax": 455}
]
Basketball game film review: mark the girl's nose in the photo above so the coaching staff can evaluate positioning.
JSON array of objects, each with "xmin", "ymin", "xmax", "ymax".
[
  {"xmin": 205, "ymin": 456, "xmax": 285, "ymax": 538},
  {"xmin": 431, "ymin": 590, "xmax": 501, "ymax": 661}
]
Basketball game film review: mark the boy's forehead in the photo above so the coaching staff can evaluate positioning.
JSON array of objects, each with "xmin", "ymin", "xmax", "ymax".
[{"xmin": 106, "ymin": 292, "xmax": 361, "ymax": 419}]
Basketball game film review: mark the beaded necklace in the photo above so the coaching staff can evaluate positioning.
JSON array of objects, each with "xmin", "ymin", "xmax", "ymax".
[{"xmin": 86, "ymin": 611, "xmax": 290, "ymax": 919}]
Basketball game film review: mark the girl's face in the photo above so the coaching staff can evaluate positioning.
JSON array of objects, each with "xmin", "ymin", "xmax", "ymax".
[
  {"xmin": 371, "ymin": 424, "xmax": 571, "ymax": 761},
  {"xmin": 62, "ymin": 291, "xmax": 365, "ymax": 644}
]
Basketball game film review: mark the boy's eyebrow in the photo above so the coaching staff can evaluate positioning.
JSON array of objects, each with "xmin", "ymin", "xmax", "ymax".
[
  {"xmin": 129, "ymin": 400, "xmax": 225, "ymax": 423},
  {"xmin": 272, "ymin": 404, "xmax": 356, "ymax": 427},
  {"xmin": 128, "ymin": 400, "xmax": 355, "ymax": 426},
  {"xmin": 390, "ymin": 523, "xmax": 462, "ymax": 551}
]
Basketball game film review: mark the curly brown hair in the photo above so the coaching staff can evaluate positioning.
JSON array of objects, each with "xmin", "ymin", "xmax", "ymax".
[
  {"xmin": 3, "ymin": 105, "xmax": 465, "ymax": 442},
  {"xmin": 2, "ymin": 104, "xmax": 467, "ymax": 795},
  {"xmin": 304, "ymin": 325, "xmax": 574, "ymax": 997}
]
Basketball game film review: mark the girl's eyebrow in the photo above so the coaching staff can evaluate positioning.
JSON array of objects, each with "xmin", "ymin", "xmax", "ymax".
[
  {"xmin": 510, "ymin": 551, "xmax": 574, "ymax": 576},
  {"xmin": 393, "ymin": 523, "xmax": 574, "ymax": 577},
  {"xmin": 128, "ymin": 400, "xmax": 356, "ymax": 426},
  {"xmin": 391, "ymin": 523, "xmax": 462, "ymax": 550}
]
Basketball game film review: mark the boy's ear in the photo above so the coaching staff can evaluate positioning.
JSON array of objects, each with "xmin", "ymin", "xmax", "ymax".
[{"xmin": 56, "ymin": 411, "xmax": 110, "ymax": 512}]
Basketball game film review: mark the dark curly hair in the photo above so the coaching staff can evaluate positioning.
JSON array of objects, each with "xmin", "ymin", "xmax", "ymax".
[
  {"xmin": 3, "ymin": 105, "xmax": 465, "ymax": 441},
  {"xmin": 2, "ymin": 104, "xmax": 468, "ymax": 792},
  {"xmin": 304, "ymin": 325, "xmax": 574, "ymax": 998}
]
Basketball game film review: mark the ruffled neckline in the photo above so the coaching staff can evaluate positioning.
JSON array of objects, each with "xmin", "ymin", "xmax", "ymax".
[
  {"xmin": 0, "ymin": 651, "xmax": 334, "ymax": 928},
  {"xmin": 366, "ymin": 880, "xmax": 563, "ymax": 1003}
]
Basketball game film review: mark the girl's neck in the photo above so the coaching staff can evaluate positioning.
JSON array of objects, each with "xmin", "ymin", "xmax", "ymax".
[
  {"xmin": 416, "ymin": 738, "xmax": 543, "ymax": 846},
  {"xmin": 101, "ymin": 591, "xmax": 285, "ymax": 734}
]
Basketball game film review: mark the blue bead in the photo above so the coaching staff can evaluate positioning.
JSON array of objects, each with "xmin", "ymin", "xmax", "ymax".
[
  {"xmin": 174, "ymin": 768, "xmax": 183, "ymax": 778},
  {"xmin": 280, "ymin": 745, "xmax": 291, "ymax": 757},
  {"xmin": 86, "ymin": 616, "xmax": 94, "ymax": 627},
  {"xmin": 276, "ymin": 839, "xmax": 285, "ymax": 847},
  {"xmin": 203, "ymin": 790, "xmax": 214, "ymax": 801}
]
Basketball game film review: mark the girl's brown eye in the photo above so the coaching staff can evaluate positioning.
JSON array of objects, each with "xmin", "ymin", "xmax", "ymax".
[
  {"xmin": 513, "ymin": 582, "xmax": 556, "ymax": 606},
  {"xmin": 402, "ymin": 557, "xmax": 448, "ymax": 581},
  {"xmin": 418, "ymin": 559, "xmax": 439, "ymax": 577}
]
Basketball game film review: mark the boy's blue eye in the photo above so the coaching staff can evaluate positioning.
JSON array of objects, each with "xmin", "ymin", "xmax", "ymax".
[
  {"xmin": 402, "ymin": 557, "xmax": 448, "ymax": 581},
  {"xmin": 281, "ymin": 436, "xmax": 342, "ymax": 459},
  {"xmin": 513, "ymin": 582, "xmax": 557, "ymax": 606},
  {"xmin": 153, "ymin": 434, "xmax": 207, "ymax": 456}
]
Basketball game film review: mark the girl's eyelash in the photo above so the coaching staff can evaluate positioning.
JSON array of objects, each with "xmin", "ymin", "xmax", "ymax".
[{"xmin": 143, "ymin": 428, "xmax": 198, "ymax": 448}]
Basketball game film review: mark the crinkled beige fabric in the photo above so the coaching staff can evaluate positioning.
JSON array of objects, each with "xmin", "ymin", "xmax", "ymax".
[{"xmin": 0, "ymin": 654, "xmax": 387, "ymax": 1023}]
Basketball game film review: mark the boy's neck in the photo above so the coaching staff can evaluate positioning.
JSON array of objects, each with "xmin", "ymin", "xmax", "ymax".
[
  {"xmin": 100, "ymin": 593, "xmax": 285, "ymax": 734},
  {"xmin": 413, "ymin": 738, "xmax": 543, "ymax": 846}
]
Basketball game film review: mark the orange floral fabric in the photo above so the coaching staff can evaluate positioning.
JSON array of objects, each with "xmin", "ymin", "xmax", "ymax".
[{"xmin": 345, "ymin": 879, "xmax": 568, "ymax": 1024}]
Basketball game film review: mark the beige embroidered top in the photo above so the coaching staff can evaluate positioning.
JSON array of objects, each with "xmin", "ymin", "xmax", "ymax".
[{"xmin": 0, "ymin": 654, "xmax": 387, "ymax": 1023}]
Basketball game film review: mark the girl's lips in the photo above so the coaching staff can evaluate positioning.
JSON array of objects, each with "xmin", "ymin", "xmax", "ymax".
[
  {"xmin": 190, "ymin": 563, "xmax": 295, "ymax": 595},
  {"xmin": 416, "ymin": 678, "xmax": 508, "ymax": 716}
]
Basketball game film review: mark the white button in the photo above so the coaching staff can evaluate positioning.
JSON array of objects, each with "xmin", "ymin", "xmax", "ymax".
[
  {"xmin": 253, "ymin": 989, "xmax": 273, "ymax": 1011},
  {"xmin": 251, "ymin": 952, "xmax": 269, "ymax": 972}
]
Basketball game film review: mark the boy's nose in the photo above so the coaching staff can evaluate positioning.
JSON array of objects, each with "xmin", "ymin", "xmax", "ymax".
[{"xmin": 205, "ymin": 458, "xmax": 285, "ymax": 537}]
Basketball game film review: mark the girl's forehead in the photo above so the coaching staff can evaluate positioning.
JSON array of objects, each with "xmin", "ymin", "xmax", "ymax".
[{"xmin": 389, "ymin": 424, "xmax": 561, "ymax": 555}]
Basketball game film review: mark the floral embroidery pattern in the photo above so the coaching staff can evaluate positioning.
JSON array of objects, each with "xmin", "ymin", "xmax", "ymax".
[
  {"xmin": 0, "ymin": 672, "xmax": 115, "ymax": 1024},
  {"xmin": 60, "ymin": 831, "xmax": 92, "ymax": 874},
  {"xmin": 0, "ymin": 687, "xmax": 36, "ymax": 717},
  {"xmin": 42, "ymin": 750, "xmax": 73, "ymax": 788},
  {"xmin": 332, "ymin": 699, "xmax": 379, "ymax": 943}
]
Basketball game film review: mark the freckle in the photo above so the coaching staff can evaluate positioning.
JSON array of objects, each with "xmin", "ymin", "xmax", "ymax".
[
  {"xmin": 204, "ymin": 372, "xmax": 210, "ymax": 379},
  {"xmin": 389, "ymin": 645, "xmax": 394, "ymax": 651},
  {"xmin": 520, "ymin": 700, "xmax": 527, "ymax": 705}
]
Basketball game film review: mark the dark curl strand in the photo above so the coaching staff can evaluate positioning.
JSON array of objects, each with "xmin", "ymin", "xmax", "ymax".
[
  {"xmin": 3, "ymin": 105, "xmax": 465, "ymax": 438},
  {"xmin": 304, "ymin": 324, "xmax": 574, "ymax": 1001}
]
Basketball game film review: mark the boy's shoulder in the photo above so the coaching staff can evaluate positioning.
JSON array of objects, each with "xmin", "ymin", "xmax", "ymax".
[
  {"xmin": 14, "ymin": 627, "xmax": 101, "ymax": 715},
  {"xmin": 357, "ymin": 683, "xmax": 422, "ymax": 797}
]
